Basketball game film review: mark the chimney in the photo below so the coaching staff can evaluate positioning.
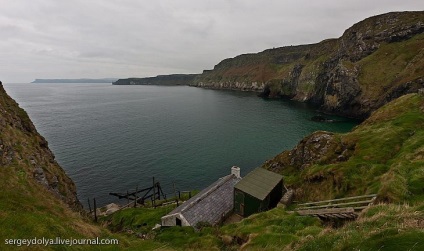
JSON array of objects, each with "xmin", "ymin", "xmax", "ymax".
[{"xmin": 231, "ymin": 166, "xmax": 241, "ymax": 179}]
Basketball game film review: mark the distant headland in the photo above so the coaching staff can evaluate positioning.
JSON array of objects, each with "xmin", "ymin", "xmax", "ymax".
[
  {"xmin": 112, "ymin": 74, "xmax": 199, "ymax": 86},
  {"xmin": 32, "ymin": 78, "xmax": 119, "ymax": 83}
]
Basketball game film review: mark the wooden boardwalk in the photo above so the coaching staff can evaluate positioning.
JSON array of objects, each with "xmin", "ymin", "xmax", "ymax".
[{"xmin": 295, "ymin": 194, "xmax": 377, "ymax": 219}]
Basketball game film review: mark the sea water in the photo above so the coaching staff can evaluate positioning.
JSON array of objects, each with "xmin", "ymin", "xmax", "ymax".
[{"xmin": 4, "ymin": 83, "xmax": 358, "ymax": 207}]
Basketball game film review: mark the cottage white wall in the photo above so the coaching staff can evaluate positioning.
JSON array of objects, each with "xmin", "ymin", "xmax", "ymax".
[{"xmin": 161, "ymin": 213, "xmax": 191, "ymax": 227}]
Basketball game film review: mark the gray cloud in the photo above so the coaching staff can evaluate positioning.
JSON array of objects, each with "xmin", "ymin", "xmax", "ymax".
[{"xmin": 1, "ymin": 0, "xmax": 423, "ymax": 82}]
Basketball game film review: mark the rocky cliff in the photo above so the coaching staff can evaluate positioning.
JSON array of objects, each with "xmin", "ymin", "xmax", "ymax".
[
  {"xmin": 113, "ymin": 74, "xmax": 199, "ymax": 86},
  {"xmin": 0, "ymin": 82, "xmax": 82, "ymax": 210},
  {"xmin": 192, "ymin": 11, "xmax": 424, "ymax": 119}
]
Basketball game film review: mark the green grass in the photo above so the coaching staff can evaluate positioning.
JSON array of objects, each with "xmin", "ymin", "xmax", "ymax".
[
  {"xmin": 296, "ymin": 204, "xmax": 424, "ymax": 251},
  {"xmin": 102, "ymin": 206, "xmax": 175, "ymax": 233}
]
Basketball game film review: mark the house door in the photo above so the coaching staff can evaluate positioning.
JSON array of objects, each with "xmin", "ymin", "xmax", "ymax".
[
  {"xmin": 234, "ymin": 190, "xmax": 245, "ymax": 216},
  {"xmin": 176, "ymin": 217, "xmax": 182, "ymax": 226}
]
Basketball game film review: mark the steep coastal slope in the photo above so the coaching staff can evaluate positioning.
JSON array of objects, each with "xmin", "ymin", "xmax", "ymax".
[
  {"xmin": 0, "ymin": 83, "xmax": 100, "ymax": 247},
  {"xmin": 192, "ymin": 11, "xmax": 424, "ymax": 119},
  {"xmin": 0, "ymin": 83, "xmax": 81, "ymax": 210}
]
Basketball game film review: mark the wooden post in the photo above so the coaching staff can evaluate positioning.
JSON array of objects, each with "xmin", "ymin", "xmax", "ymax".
[
  {"xmin": 152, "ymin": 177, "xmax": 156, "ymax": 208},
  {"xmin": 87, "ymin": 198, "xmax": 92, "ymax": 213},
  {"xmin": 134, "ymin": 185, "xmax": 138, "ymax": 208},
  {"xmin": 157, "ymin": 182, "xmax": 161, "ymax": 200},
  {"xmin": 178, "ymin": 191, "xmax": 181, "ymax": 199},
  {"xmin": 93, "ymin": 198, "xmax": 98, "ymax": 222},
  {"xmin": 189, "ymin": 191, "xmax": 192, "ymax": 199},
  {"xmin": 173, "ymin": 182, "xmax": 179, "ymax": 207}
]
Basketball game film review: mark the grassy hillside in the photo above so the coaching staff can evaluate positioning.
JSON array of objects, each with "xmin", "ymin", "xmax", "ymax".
[{"xmin": 103, "ymin": 197, "xmax": 423, "ymax": 250}]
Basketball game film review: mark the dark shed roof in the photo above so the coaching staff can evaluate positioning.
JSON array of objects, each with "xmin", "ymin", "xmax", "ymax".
[{"xmin": 234, "ymin": 168, "xmax": 283, "ymax": 200}]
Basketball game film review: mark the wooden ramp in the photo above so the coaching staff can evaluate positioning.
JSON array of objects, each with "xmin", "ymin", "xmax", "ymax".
[{"xmin": 295, "ymin": 194, "xmax": 377, "ymax": 219}]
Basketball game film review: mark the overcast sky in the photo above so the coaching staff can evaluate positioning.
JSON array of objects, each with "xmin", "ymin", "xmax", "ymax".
[{"xmin": 1, "ymin": 0, "xmax": 423, "ymax": 83}]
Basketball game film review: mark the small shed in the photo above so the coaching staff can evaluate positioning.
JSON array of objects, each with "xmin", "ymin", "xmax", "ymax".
[
  {"xmin": 161, "ymin": 167, "xmax": 242, "ymax": 227},
  {"xmin": 234, "ymin": 167, "xmax": 284, "ymax": 217}
]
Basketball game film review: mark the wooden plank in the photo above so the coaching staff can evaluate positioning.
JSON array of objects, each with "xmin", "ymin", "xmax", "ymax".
[
  {"xmin": 297, "ymin": 207, "xmax": 355, "ymax": 216},
  {"xmin": 325, "ymin": 214, "xmax": 338, "ymax": 218},
  {"xmin": 297, "ymin": 194, "xmax": 377, "ymax": 206},
  {"xmin": 340, "ymin": 213, "xmax": 356, "ymax": 218},
  {"xmin": 333, "ymin": 213, "xmax": 348, "ymax": 219},
  {"xmin": 300, "ymin": 210, "xmax": 358, "ymax": 220},
  {"xmin": 297, "ymin": 198, "xmax": 375, "ymax": 210},
  {"xmin": 350, "ymin": 213, "xmax": 358, "ymax": 218}
]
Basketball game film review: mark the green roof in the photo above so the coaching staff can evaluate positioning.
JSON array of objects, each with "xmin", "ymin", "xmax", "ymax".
[{"xmin": 235, "ymin": 168, "xmax": 283, "ymax": 200}]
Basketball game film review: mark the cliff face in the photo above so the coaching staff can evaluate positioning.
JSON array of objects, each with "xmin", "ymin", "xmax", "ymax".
[
  {"xmin": 0, "ymin": 83, "xmax": 82, "ymax": 210},
  {"xmin": 192, "ymin": 11, "xmax": 424, "ymax": 119},
  {"xmin": 113, "ymin": 74, "xmax": 199, "ymax": 86},
  {"xmin": 262, "ymin": 93, "xmax": 424, "ymax": 203}
]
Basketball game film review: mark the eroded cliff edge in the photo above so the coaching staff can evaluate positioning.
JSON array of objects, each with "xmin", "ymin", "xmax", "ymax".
[{"xmin": 192, "ymin": 11, "xmax": 424, "ymax": 119}]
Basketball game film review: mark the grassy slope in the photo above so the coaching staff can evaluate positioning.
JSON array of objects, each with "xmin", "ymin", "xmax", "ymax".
[{"xmin": 105, "ymin": 201, "xmax": 423, "ymax": 250}]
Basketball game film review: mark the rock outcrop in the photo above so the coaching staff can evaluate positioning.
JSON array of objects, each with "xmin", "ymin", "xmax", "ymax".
[{"xmin": 192, "ymin": 11, "xmax": 424, "ymax": 119}]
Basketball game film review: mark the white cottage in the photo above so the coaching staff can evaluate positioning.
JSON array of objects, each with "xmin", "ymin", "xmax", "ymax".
[{"xmin": 161, "ymin": 166, "xmax": 241, "ymax": 227}]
